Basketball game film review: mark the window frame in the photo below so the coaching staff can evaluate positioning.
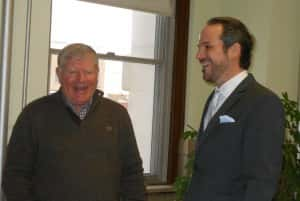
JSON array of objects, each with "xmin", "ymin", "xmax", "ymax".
[
  {"xmin": 48, "ymin": 0, "xmax": 190, "ymax": 184},
  {"xmin": 49, "ymin": 13, "xmax": 173, "ymax": 183}
]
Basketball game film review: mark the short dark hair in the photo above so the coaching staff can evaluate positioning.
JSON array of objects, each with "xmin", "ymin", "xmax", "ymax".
[{"xmin": 207, "ymin": 17, "xmax": 255, "ymax": 69}]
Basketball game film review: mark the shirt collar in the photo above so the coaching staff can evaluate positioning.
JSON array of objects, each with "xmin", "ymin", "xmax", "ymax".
[
  {"xmin": 61, "ymin": 91, "xmax": 93, "ymax": 119},
  {"xmin": 215, "ymin": 70, "xmax": 248, "ymax": 99}
]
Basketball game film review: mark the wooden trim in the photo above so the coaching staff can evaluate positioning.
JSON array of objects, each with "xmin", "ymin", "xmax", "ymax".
[{"xmin": 167, "ymin": 0, "xmax": 190, "ymax": 183}]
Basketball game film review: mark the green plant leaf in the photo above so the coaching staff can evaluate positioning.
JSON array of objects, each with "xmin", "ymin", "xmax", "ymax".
[{"xmin": 274, "ymin": 92, "xmax": 300, "ymax": 201}]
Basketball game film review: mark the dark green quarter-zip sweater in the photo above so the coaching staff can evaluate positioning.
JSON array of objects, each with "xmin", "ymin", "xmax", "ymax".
[{"xmin": 2, "ymin": 90, "xmax": 146, "ymax": 201}]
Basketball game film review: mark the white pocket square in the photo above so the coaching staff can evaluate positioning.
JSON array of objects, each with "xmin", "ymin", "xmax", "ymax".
[{"xmin": 219, "ymin": 115, "xmax": 235, "ymax": 123}]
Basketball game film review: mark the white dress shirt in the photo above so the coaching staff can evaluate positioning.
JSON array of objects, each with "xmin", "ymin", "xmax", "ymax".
[{"xmin": 203, "ymin": 70, "xmax": 248, "ymax": 130}]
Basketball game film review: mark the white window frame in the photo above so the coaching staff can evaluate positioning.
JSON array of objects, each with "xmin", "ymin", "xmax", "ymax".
[{"xmin": 49, "ymin": 12, "xmax": 175, "ymax": 183}]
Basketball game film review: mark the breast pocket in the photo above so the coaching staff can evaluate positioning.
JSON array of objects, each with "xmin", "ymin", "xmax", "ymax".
[{"xmin": 217, "ymin": 121, "xmax": 241, "ymax": 134}]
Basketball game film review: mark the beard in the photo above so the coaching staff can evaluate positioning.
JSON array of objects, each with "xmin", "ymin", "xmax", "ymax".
[{"xmin": 201, "ymin": 60, "xmax": 229, "ymax": 86}]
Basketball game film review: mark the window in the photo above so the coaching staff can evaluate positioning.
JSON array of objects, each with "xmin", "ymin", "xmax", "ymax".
[
  {"xmin": 49, "ymin": 0, "xmax": 175, "ymax": 183},
  {"xmin": 49, "ymin": 0, "xmax": 190, "ymax": 184}
]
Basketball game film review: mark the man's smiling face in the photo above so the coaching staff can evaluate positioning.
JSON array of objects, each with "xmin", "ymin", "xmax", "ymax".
[
  {"xmin": 56, "ymin": 53, "xmax": 98, "ymax": 110},
  {"xmin": 196, "ymin": 24, "xmax": 231, "ymax": 86}
]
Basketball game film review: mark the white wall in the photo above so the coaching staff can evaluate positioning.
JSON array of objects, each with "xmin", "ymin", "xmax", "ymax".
[{"xmin": 185, "ymin": 0, "xmax": 300, "ymax": 130}]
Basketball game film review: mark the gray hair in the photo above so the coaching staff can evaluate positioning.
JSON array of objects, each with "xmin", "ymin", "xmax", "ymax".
[{"xmin": 57, "ymin": 43, "xmax": 98, "ymax": 68}]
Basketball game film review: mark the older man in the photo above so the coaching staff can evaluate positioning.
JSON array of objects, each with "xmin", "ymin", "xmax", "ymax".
[{"xmin": 2, "ymin": 43, "xmax": 146, "ymax": 201}]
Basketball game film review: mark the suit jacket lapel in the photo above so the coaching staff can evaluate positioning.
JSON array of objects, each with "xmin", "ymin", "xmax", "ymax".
[
  {"xmin": 199, "ymin": 91, "xmax": 215, "ymax": 131},
  {"xmin": 196, "ymin": 91, "xmax": 214, "ymax": 149},
  {"xmin": 197, "ymin": 74, "xmax": 255, "ymax": 148}
]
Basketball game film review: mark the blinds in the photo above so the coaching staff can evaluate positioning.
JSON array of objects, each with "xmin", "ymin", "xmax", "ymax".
[{"xmin": 78, "ymin": 0, "xmax": 175, "ymax": 16}]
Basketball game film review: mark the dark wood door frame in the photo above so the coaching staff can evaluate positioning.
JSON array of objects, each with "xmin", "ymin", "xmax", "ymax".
[{"xmin": 167, "ymin": 0, "xmax": 190, "ymax": 183}]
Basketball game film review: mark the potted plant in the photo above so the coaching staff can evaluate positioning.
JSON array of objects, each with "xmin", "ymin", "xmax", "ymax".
[
  {"xmin": 274, "ymin": 92, "xmax": 300, "ymax": 201},
  {"xmin": 174, "ymin": 125, "xmax": 197, "ymax": 201}
]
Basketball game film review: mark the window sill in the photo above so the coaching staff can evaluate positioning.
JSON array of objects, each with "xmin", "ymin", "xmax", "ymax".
[{"xmin": 146, "ymin": 184, "xmax": 175, "ymax": 194}]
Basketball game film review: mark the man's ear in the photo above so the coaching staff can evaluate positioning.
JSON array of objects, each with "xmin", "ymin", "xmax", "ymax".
[
  {"xmin": 228, "ymin": 42, "xmax": 241, "ymax": 59},
  {"xmin": 56, "ymin": 67, "xmax": 62, "ymax": 84},
  {"xmin": 95, "ymin": 64, "xmax": 99, "ymax": 72}
]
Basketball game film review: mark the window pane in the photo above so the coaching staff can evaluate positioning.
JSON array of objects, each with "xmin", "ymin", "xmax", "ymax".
[
  {"xmin": 51, "ymin": 0, "xmax": 156, "ymax": 59},
  {"xmin": 49, "ymin": 54, "xmax": 154, "ymax": 173}
]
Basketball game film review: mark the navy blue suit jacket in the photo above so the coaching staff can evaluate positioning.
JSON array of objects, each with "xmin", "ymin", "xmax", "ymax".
[{"xmin": 184, "ymin": 74, "xmax": 284, "ymax": 201}]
